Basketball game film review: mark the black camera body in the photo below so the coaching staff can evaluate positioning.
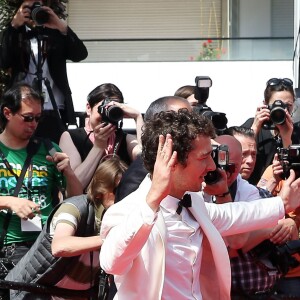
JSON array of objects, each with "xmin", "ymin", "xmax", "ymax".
[
  {"xmin": 194, "ymin": 104, "xmax": 228, "ymax": 135},
  {"xmin": 277, "ymin": 144, "xmax": 300, "ymax": 179},
  {"xmin": 263, "ymin": 99, "xmax": 287, "ymax": 129},
  {"xmin": 205, "ymin": 144, "xmax": 230, "ymax": 185},
  {"xmin": 250, "ymin": 239, "xmax": 300, "ymax": 276},
  {"xmin": 97, "ymin": 98, "xmax": 123, "ymax": 126},
  {"xmin": 31, "ymin": 2, "xmax": 49, "ymax": 26}
]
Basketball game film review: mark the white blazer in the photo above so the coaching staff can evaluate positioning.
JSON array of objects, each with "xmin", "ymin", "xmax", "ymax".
[{"xmin": 100, "ymin": 175, "xmax": 284, "ymax": 300}]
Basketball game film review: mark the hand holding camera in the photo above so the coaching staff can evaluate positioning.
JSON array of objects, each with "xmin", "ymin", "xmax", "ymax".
[
  {"xmin": 12, "ymin": 2, "xmax": 67, "ymax": 34},
  {"xmin": 98, "ymin": 98, "xmax": 142, "ymax": 126},
  {"xmin": 204, "ymin": 144, "xmax": 233, "ymax": 185},
  {"xmin": 271, "ymin": 153, "xmax": 285, "ymax": 183},
  {"xmin": 93, "ymin": 122, "xmax": 116, "ymax": 149},
  {"xmin": 203, "ymin": 168, "xmax": 230, "ymax": 202},
  {"xmin": 277, "ymin": 145, "xmax": 300, "ymax": 180},
  {"xmin": 269, "ymin": 218, "xmax": 298, "ymax": 245},
  {"xmin": 251, "ymin": 104, "xmax": 270, "ymax": 135},
  {"xmin": 262, "ymin": 100, "xmax": 290, "ymax": 129},
  {"xmin": 11, "ymin": 2, "xmax": 33, "ymax": 28},
  {"xmin": 98, "ymin": 99, "xmax": 124, "ymax": 127}
]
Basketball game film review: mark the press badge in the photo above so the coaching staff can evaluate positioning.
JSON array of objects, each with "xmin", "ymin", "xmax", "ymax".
[{"xmin": 21, "ymin": 215, "xmax": 42, "ymax": 232}]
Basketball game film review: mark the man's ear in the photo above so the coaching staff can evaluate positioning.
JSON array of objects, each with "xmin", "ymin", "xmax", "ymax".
[{"xmin": 2, "ymin": 107, "xmax": 11, "ymax": 120}]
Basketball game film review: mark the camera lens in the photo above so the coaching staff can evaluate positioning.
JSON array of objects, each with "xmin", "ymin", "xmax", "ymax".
[
  {"xmin": 106, "ymin": 106, "xmax": 123, "ymax": 123},
  {"xmin": 270, "ymin": 107, "xmax": 286, "ymax": 125},
  {"xmin": 210, "ymin": 113, "xmax": 228, "ymax": 130},
  {"xmin": 31, "ymin": 6, "xmax": 49, "ymax": 25},
  {"xmin": 204, "ymin": 170, "xmax": 221, "ymax": 185}
]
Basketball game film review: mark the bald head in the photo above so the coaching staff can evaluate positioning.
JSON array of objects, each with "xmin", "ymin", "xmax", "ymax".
[
  {"xmin": 214, "ymin": 135, "xmax": 242, "ymax": 186},
  {"xmin": 144, "ymin": 96, "xmax": 192, "ymax": 121},
  {"xmin": 166, "ymin": 97, "xmax": 192, "ymax": 112}
]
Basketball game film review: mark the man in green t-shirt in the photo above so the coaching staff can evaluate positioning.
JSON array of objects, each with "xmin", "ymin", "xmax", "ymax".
[{"xmin": 0, "ymin": 83, "xmax": 82, "ymax": 270}]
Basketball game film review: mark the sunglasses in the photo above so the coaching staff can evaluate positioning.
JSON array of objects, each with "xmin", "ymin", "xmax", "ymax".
[
  {"xmin": 17, "ymin": 113, "xmax": 42, "ymax": 123},
  {"xmin": 266, "ymin": 78, "xmax": 293, "ymax": 87}
]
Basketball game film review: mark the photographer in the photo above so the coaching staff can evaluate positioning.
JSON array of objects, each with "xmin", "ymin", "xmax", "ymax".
[
  {"xmin": 258, "ymin": 150, "xmax": 300, "ymax": 298},
  {"xmin": 59, "ymin": 83, "xmax": 143, "ymax": 189},
  {"xmin": 242, "ymin": 78, "xmax": 300, "ymax": 185},
  {"xmin": 0, "ymin": 0, "xmax": 88, "ymax": 143},
  {"xmin": 203, "ymin": 135, "xmax": 297, "ymax": 299},
  {"xmin": 175, "ymin": 79, "xmax": 228, "ymax": 135},
  {"xmin": 174, "ymin": 85, "xmax": 199, "ymax": 107}
]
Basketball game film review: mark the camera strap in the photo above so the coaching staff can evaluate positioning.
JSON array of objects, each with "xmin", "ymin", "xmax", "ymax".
[
  {"xmin": 113, "ymin": 129, "xmax": 124, "ymax": 155},
  {"xmin": 42, "ymin": 138, "xmax": 66, "ymax": 199},
  {"xmin": 0, "ymin": 138, "xmax": 42, "ymax": 250}
]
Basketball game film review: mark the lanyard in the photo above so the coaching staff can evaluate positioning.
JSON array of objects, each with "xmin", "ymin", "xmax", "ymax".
[{"xmin": 0, "ymin": 148, "xmax": 33, "ymax": 196}]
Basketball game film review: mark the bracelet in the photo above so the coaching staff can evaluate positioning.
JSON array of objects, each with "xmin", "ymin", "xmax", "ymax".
[{"xmin": 215, "ymin": 191, "xmax": 230, "ymax": 197}]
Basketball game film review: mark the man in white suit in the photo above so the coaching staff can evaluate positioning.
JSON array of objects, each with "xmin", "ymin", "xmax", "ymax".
[{"xmin": 100, "ymin": 108, "xmax": 300, "ymax": 300}]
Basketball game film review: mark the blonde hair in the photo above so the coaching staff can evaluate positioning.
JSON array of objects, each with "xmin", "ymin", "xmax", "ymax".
[{"xmin": 87, "ymin": 156, "xmax": 128, "ymax": 205}]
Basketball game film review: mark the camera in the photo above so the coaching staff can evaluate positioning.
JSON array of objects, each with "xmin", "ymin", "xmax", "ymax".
[
  {"xmin": 194, "ymin": 76, "xmax": 212, "ymax": 104},
  {"xmin": 193, "ymin": 76, "xmax": 228, "ymax": 134},
  {"xmin": 263, "ymin": 99, "xmax": 287, "ymax": 129},
  {"xmin": 250, "ymin": 239, "xmax": 300, "ymax": 276},
  {"xmin": 277, "ymin": 144, "xmax": 300, "ymax": 179},
  {"xmin": 194, "ymin": 104, "xmax": 228, "ymax": 135},
  {"xmin": 97, "ymin": 98, "xmax": 123, "ymax": 126},
  {"xmin": 205, "ymin": 144, "xmax": 232, "ymax": 185},
  {"xmin": 31, "ymin": 2, "xmax": 49, "ymax": 26}
]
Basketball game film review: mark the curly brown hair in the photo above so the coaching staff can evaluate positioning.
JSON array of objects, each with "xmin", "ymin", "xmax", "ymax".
[{"xmin": 141, "ymin": 108, "xmax": 216, "ymax": 173}]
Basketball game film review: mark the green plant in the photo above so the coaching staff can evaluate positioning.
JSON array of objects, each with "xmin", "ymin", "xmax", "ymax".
[{"xmin": 195, "ymin": 39, "xmax": 226, "ymax": 61}]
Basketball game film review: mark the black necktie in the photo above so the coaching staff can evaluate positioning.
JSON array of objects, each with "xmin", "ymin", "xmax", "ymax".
[{"xmin": 176, "ymin": 194, "xmax": 192, "ymax": 215}]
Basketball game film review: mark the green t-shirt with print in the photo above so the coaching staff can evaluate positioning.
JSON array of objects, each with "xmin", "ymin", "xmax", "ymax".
[{"xmin": 0, "ymin": 140, "xmax": 66, "ymax": 244}]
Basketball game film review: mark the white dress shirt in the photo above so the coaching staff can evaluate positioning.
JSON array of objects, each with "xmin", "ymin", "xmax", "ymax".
[
  {"xmin": 160, "ymin": 195, "xmax": 202, "ymax": 300},
  {"xmin": 23, "ymin": 27, "xmax": 65, "ymax": 110}
]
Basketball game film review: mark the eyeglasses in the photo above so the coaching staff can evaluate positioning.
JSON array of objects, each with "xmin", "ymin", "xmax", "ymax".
[
  {"xmin": 17, "ymin": 113, "xmax": 42, "ymax": 123},
  {"xmin": 266, "ymin": 78, "xmax": 293, "ymax": 87}
]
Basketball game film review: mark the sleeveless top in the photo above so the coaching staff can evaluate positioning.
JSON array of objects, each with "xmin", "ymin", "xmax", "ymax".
[{"xmin": 68, "ymin": 127, "xmax": 131, "ymax": 166}]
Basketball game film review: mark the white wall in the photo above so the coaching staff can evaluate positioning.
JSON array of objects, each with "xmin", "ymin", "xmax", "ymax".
[{"xmin": 67, "ymin": 60, "xmax": 295, "ymax": 128}]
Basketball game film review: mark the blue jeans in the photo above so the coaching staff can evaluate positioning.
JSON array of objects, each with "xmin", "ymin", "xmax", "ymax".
[{"xmin": 275, "ymin": 277, "xmax": 300, "ymax": 297}]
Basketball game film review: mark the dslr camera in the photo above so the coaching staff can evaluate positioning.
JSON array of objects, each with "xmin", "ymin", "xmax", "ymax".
[
  {"xmin": 194, "ymin": 104, "xmax": 228, "ymax": 135},
  {"xmin": 193, "ymin": 76, "xmax": 228, "ymax": 135},
  {"xmin": 250, "ymin": 239, "xmax": 300, "ymax": 276},
  {"xmin": 31, "ymin": 2, "xmax": 49, "ymax": 26},
  {"xmin": 98, "ymin": 98, "xmax": 124, "ymax": 126},
  {"xmin": 277, "ymin": 144, "xmax": 300, "ymax": 179},
  {"xmin": 205, "ymin": 144, "xmax": 232, "ymax": 185},
  {"xmin": 263, "ymin": 99, "xmax": 287, "ymax": 129}
]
